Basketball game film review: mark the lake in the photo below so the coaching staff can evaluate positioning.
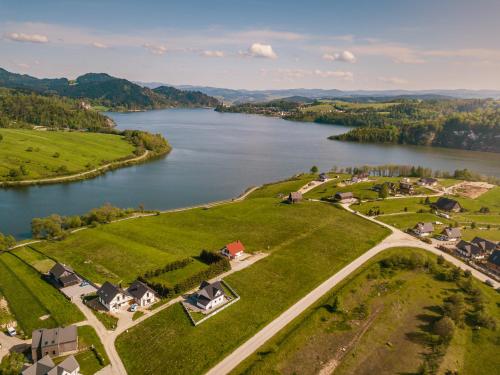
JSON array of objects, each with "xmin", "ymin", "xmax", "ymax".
[{"xmin": 2, "ymin": 108, "xmax": 500, "ymax": 239}]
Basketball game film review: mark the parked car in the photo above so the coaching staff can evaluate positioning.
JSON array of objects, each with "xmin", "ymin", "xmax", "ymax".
[
  {"xmin": 129, "ymin": 304, "xmax": 139, "ymax": 312},
  {"xmin": 7, "ymin": 327, "xmax": 16, "ymax": 336},
  {"xmin": 80, "ymin": 281, "xmax": 89, "ymax": 287}
]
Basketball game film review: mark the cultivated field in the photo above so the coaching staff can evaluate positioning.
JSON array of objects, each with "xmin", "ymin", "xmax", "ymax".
[
  {"xmin": 114, "ymin": 179, "xmax": 389, "ymax": 374},
  {"xmin": 232, "ymin": 247, "xmax": 500, "ymax": 375},
  {"xmin": 0, "ymin": 252, "xmax": 84, "ymax": 337},
  {"xmin": 0, "ymin": 129, "xmax": 135, "ymax": 181}
]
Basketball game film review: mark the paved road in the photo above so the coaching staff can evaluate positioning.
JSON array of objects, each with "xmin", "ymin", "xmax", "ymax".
[{"xmin": 206, "ymin": 201, "xmax": 498, "ymax": 375}]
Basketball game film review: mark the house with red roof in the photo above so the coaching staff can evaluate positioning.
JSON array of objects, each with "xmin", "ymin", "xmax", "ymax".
[{"xmin": 221, "ymin": 240, "xmax": 246, "ymax": 259}]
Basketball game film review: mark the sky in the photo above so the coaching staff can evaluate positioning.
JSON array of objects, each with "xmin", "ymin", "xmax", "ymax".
[{"xmin": 1, "ymin": 0, "xmax": 500, "ymax": 90}]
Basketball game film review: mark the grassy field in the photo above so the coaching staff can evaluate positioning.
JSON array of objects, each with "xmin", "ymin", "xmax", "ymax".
[
  {"xmin": 232, "ymin": 247, "xmax": 500, "ymax": 375},
  {"xmin": 461, "ymin": 228, "xmax": 500, "ymax": 241},
  {"xmin": 11, "ymin": 246, "xmax": 55, "ymax": 273},
  {"xmin": 0, "ymin": 128, "xmax": 135, "ymax": 181},
  {"xmin": 0, "ymin": 252, "xmax": 84, "ymax": 337},
  {"xmin": 354, "ymin": 197, "xmax": 431, "ymax": 215},
  {"xmin": 33, "ymin": 175, "xmax": 337, "ymax": 286},
  {"xmin": 114, "ymin": 183, "xmax": 389, "ymax": 374},
  {"xmin": 377, "ymin": 212, "xmax": 453, "ymax": 232},
  {"xmin": 54, "ymin": 325, "xmax": 109, "ymax": 375}
]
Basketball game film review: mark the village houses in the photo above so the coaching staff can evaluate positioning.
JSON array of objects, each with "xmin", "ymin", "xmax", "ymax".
[
  {"xmin": 31, "ymin": 326, "xmax": 78, "ymax": 361},
  {"xmin": 22, "ymin": 355, "xmax": 80, "ymax": 375},
  {"xmin": 96, "ymin": 282, "xmax": 134, "ymax": 312},
  {"xmin": 221, "ymin": 240, "xmax": 246, "ymax": 259}
]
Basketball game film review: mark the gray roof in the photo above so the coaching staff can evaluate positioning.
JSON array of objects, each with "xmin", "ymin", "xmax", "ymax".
[
  {"xmin": 416, "ymin": 222, "xmax": 434, "ymax": 232},
  {"xmin": 59, "ymin": 273, "xmax": 81, "ymax": 285},
  {"xmin": 49, "ymin": 263, "xmax": 74, "ymax": 279},
  {"xmin": 54, "ymin": 355, "xmax": 79, "ymax": 374},
  {"xmin": 97, "ymin": 281, "xmax": 127, "ymax": 305},
  {"xmin": 32, "ymin": 326, "xmax": 78, "ymax": 350},
  {"xmin": 419, "ymin": 177, "xmax": 438, "ymax": 184},
  {"xmin": 471, "ymin": 237, "xmax": 498, "ymax": 252},
  {"xmin": 127, "ymin": 280, "xmax": 155, "ymax": 300},
  {"xmin": 335, "ymin": 192, "xmax": 353, "ymax": 200},
  {"xmin": 443, "ymin": 227, "xmax": 461, "ymax": 238},
  {"xmin": 289, "ymin": 192, "xmax": 302, "ymax": 200},
  {"xmin": 433, "ymin": 197, "xmax": 461, "ymax": 211},
  {"xmin": 195, "ymin": 281, "xmax": 224, "ymax": 305},
  {"xmin": 22, "ymin": 355, "xmax": 55, "ymax": 375},
  {"xmin": 488, "ymin": 250, "xmax": 500, "ymax": 266},
  {"xmin": 457, "ymin": 240, "xmax": 483, "ymax": 257}
]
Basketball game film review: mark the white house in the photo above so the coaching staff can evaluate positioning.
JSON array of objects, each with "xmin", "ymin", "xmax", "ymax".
[
  {"xmin": 194, "ymin": 281, "xmax": 225, "ymax": 310},
  {"xmin": 221, "ymin": 240, "xmax": 245, "ymax": 259},
  {"xmin": 23, "ymin": 355, "xmax": 80, "ymax": 375},
  {"xmin": 127, "ymin": 280, "xmax": 157, "ymax": 307},
  {"xmin": 96, "ymin": 282, "xmax": 133, "ymax": 312},
  {"xmin": 413, "ymin": 222, "xmax": 434, "ymax": 237}
]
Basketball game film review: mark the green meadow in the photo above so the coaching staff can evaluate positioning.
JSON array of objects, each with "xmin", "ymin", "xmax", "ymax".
[{"xmin": 0, "ymin": 128, "xmax": 135, "ymax": 181}]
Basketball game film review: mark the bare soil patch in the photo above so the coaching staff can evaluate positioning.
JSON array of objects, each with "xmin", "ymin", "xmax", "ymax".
[{"xmin": 452, "ymin": 181, "xmax": 495, "ymax": 199}]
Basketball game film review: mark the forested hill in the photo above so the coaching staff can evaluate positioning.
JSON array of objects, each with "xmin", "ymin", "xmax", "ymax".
[
  {"xmin": 0, "ymin": 68, "xmax": 219, "ymax": 110},
  {"xmin": 0, "ymin": 88, "xmax": 112, "ymax": 131}
]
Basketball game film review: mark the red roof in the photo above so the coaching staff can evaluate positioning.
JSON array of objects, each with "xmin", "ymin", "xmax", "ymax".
[{"xmin": 225, "ymin": 241, "xmax": 245, "ymax": 256}]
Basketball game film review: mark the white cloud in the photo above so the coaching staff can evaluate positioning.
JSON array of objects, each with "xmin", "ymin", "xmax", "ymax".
[
  {"xmin": 201, "ymin": 50, "xmax": 224, "ymax": 58},
  {"xmin": 143, "ymin": 43, "xmax": 167, "ymax": 55},
  {"xmin": 377, "ymin": 76, "xmax": 409, "ymax": 85},
  {"xmin": 6, "ymin": 32, "xmax": 48, "ymax": 43},
  {"xmin": 314, "ymin": 69, "xmax": 353, "ymax": 80},
  {"xmin": 91, "ymin": 41, "xmax": 108, "ymax": 49},
  {"xmin": 247, "ymin": 43, "xmax": 277, "ymax": 59},
  {"xmin": 323, "ymin": 50, "xmax": 357, "ymax": 63}
]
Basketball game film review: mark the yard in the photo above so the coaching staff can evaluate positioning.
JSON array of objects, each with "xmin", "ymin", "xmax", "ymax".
[
  {"xmin": 0, "ymin": 252, "xmax": 84, "ymax": 337},
  {"xmin": 231, "ymin": 247, "xmax": 500, "ymax": 375},
  {"xmin": 0, "ymin": 129, "xmax": 136, "ymax": 181},
  {"xmin": 115, "ymin": 195, "xmax": 389, "ymax": 374},
  {"xmin": 377, "ymin": 212, "xmax": 453, "ymax": 233}
]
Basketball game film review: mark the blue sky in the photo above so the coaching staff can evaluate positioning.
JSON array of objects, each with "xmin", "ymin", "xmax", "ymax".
[{"xmin": 1, "ymin": 0, "xmax": 499, "ymax": 90}]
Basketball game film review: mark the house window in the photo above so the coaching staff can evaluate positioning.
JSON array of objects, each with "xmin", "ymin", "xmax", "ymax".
[{"xmin": 53, "ymin": 350, "xmax": 56, "ymax": 355}]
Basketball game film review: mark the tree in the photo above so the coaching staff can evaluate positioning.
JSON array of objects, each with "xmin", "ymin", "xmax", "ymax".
[
  {"xmin": 379, "ymin": 183, "xmax": 390, "ymax": 199},
  {"xmin": 443, "ymin": 293, "xmax": 465, "ymax": 324},
  {"xmin": 433, "ymin": 316, "xmax": 455, "ymax": 342},
  {"xmin": 0, "ymin": 352, "xmax": 25, "ymax": 375},
  {"xmin": 310, "ymin": 165, "xmax": 319, "ymax": 174},
  {"xmin": 437, "ymin": 255, "xmax": 445, "ymax": 265},
  {"xmin": 0, "ymin": 232, "xmax": 16, "ymax": 250}
]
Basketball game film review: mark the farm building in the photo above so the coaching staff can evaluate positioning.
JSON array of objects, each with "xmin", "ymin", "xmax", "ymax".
[
  {"xmin": 31, "ymin": 326, "xmax": 78, "ymax": 361},
  {"xmin": 221, "ymin": 240, "xmax": 246, "ymax": 259},
  {"xmin": 49, "ymin": 263, "xmax": 81, "ymax": 288},
  {"xmin": 288, "ymin": 192, "xmax": 303, "ymax": 204},
  {"xmin": 193, "ymin": 281, "xmax": 226, "ymax": 310},
  {"xmin": 432, "ymin": 197, "xmax": 462, "ymax": 212},
  {"xmin": 334, "ymin": 192, "xmax": 354, "ymax": 203}
]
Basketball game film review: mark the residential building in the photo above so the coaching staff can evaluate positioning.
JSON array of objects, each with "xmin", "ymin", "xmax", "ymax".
[
  {"xmin": 221, "ymin": 240, "xmax": 246, "ymax": 259},
  {"xmin": 350, "ymin": 173, "xmax": 369, "ymax": 183},
  {"xmin": 31, "ymin": 326, "xmax": 78, "ymax": 361},
  {"xmin": 288, "ymin": 192, "xmax": 303, "ymax": 204},
  {"xmin": 193, "ymin": 281, "xmax": 226, "ymax": 310},
  {"xmin": 413, "ymin": 222, "xmax": 434, "ymax": 237},
  {"xmin": 127, "ymin": 280, "xmax": 157, "ymax": 307},
  {"xmin": 456, "ymin": 240, "xmax": 485, "ymax": 260},
  {"xmin": 399, "ymin": 181, "xmax": 415, "ymax": 194},
  {"xmin": 318, "ymin": 173, "xmax": 327, "ymax": 182},
  {"xmin": 432, "ymin": 197, "xmax": 462, "ymax": 212},
  {"xmin": 440, "ymin": 227, "xmax": 462, "ymax": 241},
  {"xmin": 49, "ymin": 263, "xmax": 81, "ymax": 288},
  {"xmin": 418, "ymin": 177, "xmax": 438, "ymax": 186},
  {"xmin": 96, "ymin": 282, "xmax": 133, "ymax": 312},
  {"xmin": 487, "ymin": 250, "xmax": 500, "ymax": 273},
  {"xmin": 22, "ymin": 355, "xmax": 80, "ymax": 375},
  {"xmin": 334, "ymin": 192, "xmax": 354, "ymax": 203},
  {"xmin": 470, "ymin": 237, "xmax": 499, "ymax": 254}
]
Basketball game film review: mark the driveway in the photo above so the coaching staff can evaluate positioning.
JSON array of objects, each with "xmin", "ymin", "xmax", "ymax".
[
  {"xmin": 0, "ymin": 332, "xmax": 30, "ymax": 361},
  {"xmin": 61, "ymin": 283, "xmax": 97, "ymax": 300}
]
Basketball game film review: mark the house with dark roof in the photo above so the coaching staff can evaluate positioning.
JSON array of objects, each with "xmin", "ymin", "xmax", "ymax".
[
  {"xmin": 456, "ymin": 240, "xmax": 486, "ymax": 260},
  {"xmin": 417, "ymin": 177, "xmax": 438, "ymax": 186},
  {"xmin": 413, "ymin": 222, "xmax": 434, "ymax": 237},
  {"xmin": 399, "ymin": 181, "xmax": 415, "ymax": 194},
  {"xmin": 193, "ymin": 281, "xmax": 226, "ymax": 310},
  {"xmin": 432, "ymin": 197, "xmax": 462, "ymax": 212},
  {"xmin": 350, "ymin": 173, "xmax": 369, "ymax": 184},
  {"xmin": 287, "ymin": 192, "xmax": 303, "ymax": 204},
  {"xmin": 49, "ymin": 263, "xmax": 81, "ymax": 288},
  {"xmin": 470, "ymin": 237, "xmax": 499, "ymax": 254},
  {"xmin": 221, "ymin": 240, "xmax": 246, "ymax": 259},
  {"xmin": 31, "ymin": 326, "xmax": 78, "ymax": 362},
  {"xmin": 127, "ymin": 280, "xmax": 157, "ymax": 307},
  {"xmin": 487, "ymin": 250, "xmax": 500, "ymax": 273},
  {"xmin": 334, "ymin": 192, "xmax": 354, "ymax": 203},
  {"xmin": 22, "ymin": 355, "xmax": 80, "ymax": 375},
  {"xmin": 440, "ymin": 227, "xmax": 462, "ymax": 241},
  {"xmin": 318, "ymin": 173, "xmax": 327, "ymax": 182},
  {"xmin": 97, "ymin": 282, "xmax": 133, "ymax": 312}
]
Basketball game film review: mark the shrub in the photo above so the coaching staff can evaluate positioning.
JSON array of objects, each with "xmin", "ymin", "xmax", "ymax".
[{"xmin": 433, "ymin": 316, "xmax": 455, "ymax": 342}]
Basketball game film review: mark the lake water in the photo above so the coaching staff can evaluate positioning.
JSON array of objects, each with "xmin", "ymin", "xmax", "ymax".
[{"xmin": 2, "ymin": 108, "xmax": 500, "ymax": 239}]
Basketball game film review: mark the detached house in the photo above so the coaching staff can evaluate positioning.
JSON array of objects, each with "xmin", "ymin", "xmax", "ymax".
[
  {"xmin": 350, "ymin": 173, "xmax": 369, "ymax": 183},
  {"xmin": 31, "ymin": 326, "xmax": 78, "ymax": 361},
  {"xmin": 193, "ymin": 281, "xmax": 226, "ymax": 310},
  {"xmin": 471, "ymin": 237, "xmax": 499, "ymax": 254},
  {"xmin": 318, "ymin": 173, "xmax": 327, "ymax": 182},
  {"xmin": 456, "ymin": 240, "xmax": 485, "ymax": 260},
  {"xmin": 334, "ymin": 192, "xmax": 354, "ymax": 203},
  {"xmin": 127, "ymin": 280, "xmax": 157, "ymax": 307},
  {"xmin": 440, "ymin": 227, "xmax": 462, "ymax": 241},
  {"xmin": 22, "ymin": 355, "xmax": 80, "ymax": 375},
  {"xmin": 418, "ymin": 177, "xmax": 438, "ymax": 186},
  {"xmin": 413, "ymin": 222, "xmax": 434, "ymax": 237},
  {"xmin": 487, "ymin": 250, "xmax": 500, "ymax": 273},
  {"xmin": 399, "ymin": 182, "xmax": 415, "ymax": 194},
  {"xmin": 49, "ymin": 263, "xmax": 81, "ymax": 288},
  {"xmin": 221, "ymin": 240, "xmax": 246, "ymax": 259},
  {"xmin": 432, "ymin": 197, "xmax": 462, "ymax": 213},
  {"xmin": 288, "ymin": 192, "xmax": 303, "ymax": 204},
  {"xmin": 97, "ymin": 282, "xmax": 133, "ymax": 312}
]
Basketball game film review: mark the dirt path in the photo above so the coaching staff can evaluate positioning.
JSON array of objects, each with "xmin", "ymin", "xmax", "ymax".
[{"xmin": 0, "ymin": 150, "xmax": 150, "ymax": 187}]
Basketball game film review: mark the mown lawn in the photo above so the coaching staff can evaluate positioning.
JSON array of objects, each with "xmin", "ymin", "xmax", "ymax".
[
  {"xmin": 232, "ymin": 247, "xmax": 500, "ymax": 375},
  {"xmin": 461, "ymin": 228, "xmax": 500, "ymax": 241},
  {"xmin": 115, "ymin": 199, "xmax": 389, "ymax": 374},
  {"xmin": 354, "ymin": 197, "xmax": 430, "ymax": 215},
  {"xmin": 377, "ymin": 212, "xmax": 452, "ymax": 232},
  {"xmin": 0, "ymin": 128, "xmax": 135, "ymax": 181},
  {"xmin": 0, "ymin": 253, "xmax": 84, "ymax": 337},
  {"xmin": 11, "ymin": 246, "xmax": 55, "ymax": 273}
]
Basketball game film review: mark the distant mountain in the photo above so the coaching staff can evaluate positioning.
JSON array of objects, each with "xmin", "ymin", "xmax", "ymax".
[
  {"xmin": 135, "ymin": 80, "xmax": 500, "ymax": 103},
  {"xmin": 0, "ymin": 68, "xmax": 219, "ymax": 110}
]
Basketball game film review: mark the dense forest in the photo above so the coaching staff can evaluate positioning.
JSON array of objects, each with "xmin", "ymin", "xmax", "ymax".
[
  {"xmin": 0, "ymin": 68, "xmax": 219, "ymax": 110},
  {"xmin": 218, "ymin": 98, "xmax": 500, "ymax": 153},
  {"xmin": 0, "ymin": 88, "xmax": 112, "ymax": 131}
]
